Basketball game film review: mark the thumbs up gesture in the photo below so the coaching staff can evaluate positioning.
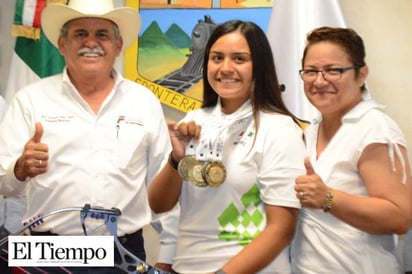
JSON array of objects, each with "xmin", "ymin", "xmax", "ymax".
[
  {"xmin": 15, "ymin": 122, "xmax": 49, "ymax": 181},
  {"xmin": 295, "ymin": 157, "xmax": 329, "ymax": 209},
  {"xmin": 303, "ymin": 157, "xmax": 316, "ymax": 175}
]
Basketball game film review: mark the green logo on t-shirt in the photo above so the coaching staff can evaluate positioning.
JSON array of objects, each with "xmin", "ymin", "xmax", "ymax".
[{"xmin": 217, "ymin": 184, "xmax": 265, "ymax": 246}]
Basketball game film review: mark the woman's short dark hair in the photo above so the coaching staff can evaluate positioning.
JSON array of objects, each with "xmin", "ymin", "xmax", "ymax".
[{"xmin": 302, "ymin": 27, "xmax": 367, "ymax": 91}]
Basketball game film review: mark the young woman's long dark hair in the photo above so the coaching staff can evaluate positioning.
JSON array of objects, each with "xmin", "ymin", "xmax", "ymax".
[{"xmin": 201, "ymin": 20, "xmax": 300, "ymax": 127}]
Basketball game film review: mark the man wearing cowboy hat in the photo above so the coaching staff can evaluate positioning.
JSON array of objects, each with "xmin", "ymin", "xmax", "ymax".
[{"xmin": 0, "ymin": 0, "xmax": 178, "ymax": 272}]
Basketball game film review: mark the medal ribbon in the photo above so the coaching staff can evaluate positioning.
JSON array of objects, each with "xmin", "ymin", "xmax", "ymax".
[{"xmin": 196, "ymin": 99, "xmax": 253, "ymax": 162}]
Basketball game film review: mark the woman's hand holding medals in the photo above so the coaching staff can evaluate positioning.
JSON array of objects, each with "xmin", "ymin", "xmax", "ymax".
[
  {"xmin": 167, "ymin": 120, "xmax": 202, "ymax": 161},
  {"xmin": 167, "ymin": 120, "xmax": 226, "ymax": 188}
]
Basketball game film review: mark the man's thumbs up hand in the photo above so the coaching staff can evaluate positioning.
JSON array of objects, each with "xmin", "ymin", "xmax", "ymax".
[{"xmin": 14, "ymin": 122, "xmax": 48, "ymax": 181}]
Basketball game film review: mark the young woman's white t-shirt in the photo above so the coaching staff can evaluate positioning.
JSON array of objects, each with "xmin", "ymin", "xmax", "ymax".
[{"xmin": 173, "ymin": 101, "xmax": 306, "ymax": 274}]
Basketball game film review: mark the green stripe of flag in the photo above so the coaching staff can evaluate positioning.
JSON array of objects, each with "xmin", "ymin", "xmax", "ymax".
[
  {"xmin": 13, "ymin": 0, "xmax": 25, "ymax": 25},
  {"xmin": 15, "ymin": 32, "xmax": 65, "ymax": 78}
]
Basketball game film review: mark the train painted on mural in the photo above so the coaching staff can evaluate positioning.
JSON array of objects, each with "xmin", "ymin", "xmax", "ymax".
[{"xmin": 155, "ymin": 15, "xmax": 217, "ymax": 93}]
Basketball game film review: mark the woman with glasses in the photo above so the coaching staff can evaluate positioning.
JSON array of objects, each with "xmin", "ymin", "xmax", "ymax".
[{"xmin": 290, "ymin": 26, "xmax": 412, "ymax": 273}]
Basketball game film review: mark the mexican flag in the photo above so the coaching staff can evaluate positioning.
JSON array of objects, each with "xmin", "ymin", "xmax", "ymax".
[
  {"xmin": 267, "ymin": 0, "xmax": 346, "ymax": 122},
  {"xmin": 4, "ymin": 0, "xmax": 66, "ymax": 103}
]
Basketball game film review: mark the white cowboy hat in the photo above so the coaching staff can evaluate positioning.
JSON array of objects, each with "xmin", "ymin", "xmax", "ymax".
[{"xmin": 41, "ymin": 0, "xmax": 141, "ymax": 49}]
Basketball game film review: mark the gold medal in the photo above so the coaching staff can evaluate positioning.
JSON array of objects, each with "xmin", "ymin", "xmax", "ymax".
[{"xmin": 202, "ymin": 161, "xmax": 226, "ymax": 187}]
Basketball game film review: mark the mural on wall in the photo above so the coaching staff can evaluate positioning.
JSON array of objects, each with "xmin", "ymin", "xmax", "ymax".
[{"xmin": 125, "ymin": 0, "xmax": 273, "ymax": 113}]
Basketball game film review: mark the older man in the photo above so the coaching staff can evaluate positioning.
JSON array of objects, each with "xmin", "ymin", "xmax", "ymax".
[{"xmin": 0, "ymin": 0, "xmax": 177, "ymax": 273}]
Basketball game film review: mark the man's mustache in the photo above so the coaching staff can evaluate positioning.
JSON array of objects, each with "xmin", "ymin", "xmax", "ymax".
[{"xmin": 77, "ymin": 47, "xmax": 105, "ymax": 56}]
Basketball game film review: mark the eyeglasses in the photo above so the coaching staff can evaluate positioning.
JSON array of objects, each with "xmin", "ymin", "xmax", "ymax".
[{"xmin": 299, "ymin": 66, "xmax": 360, "ymax": 83}]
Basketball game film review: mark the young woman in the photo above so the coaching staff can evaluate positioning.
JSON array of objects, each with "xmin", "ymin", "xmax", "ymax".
[{"xmin": 148, "ymin": 20, "xmax": 306, "ymax": 274}]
